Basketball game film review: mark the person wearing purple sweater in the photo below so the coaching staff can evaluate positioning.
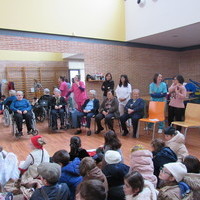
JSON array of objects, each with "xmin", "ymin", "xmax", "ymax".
[
  {"xmin": 168, "ymin": 75, "xmax": 186, "ymax": 131},
  {"xmin": 10, "ymin": 91, "xmax": 33, "ymax": 136}
]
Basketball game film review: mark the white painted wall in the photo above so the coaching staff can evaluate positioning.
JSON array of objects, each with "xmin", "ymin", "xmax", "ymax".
[{"xmin": 125, "ymin": 0, "xmax": 200, "ymax": 41}]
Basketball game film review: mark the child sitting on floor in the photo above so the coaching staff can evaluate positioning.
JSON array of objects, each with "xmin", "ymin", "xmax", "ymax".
[
  {"xmin": 164, "ymin": 127, "xmax": 188, "ymax": 162},
  {"xmin": 151, "ymin": 139, "xmax": 177, "ymax": 180},
  {"xmin": 158, "ymin": 162, "xmax": 193, "ymax": 200},
  {"xmin": 129, "ymin": 145, "xmax": 157, "ymax": 188},
  {"xmin": 124, "ymin": 171, "xmax": 157, "ymax": 200},
  {"xmin": 69, "ymin": 136, "xmax": 89, "ymax": 161},
  {"xmin": 52, "ymin": 149, "xmax": 82, "ymax": 200},
  {"xmin": 30, "ymin": 162, "xmax": 70, "ymax": 200}
]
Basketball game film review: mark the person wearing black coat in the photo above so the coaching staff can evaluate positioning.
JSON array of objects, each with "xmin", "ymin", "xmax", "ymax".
[
  {"xmin": 102, "ymin": 150, "xmax": 129, "ymax": 200},
  {"xmin": 74, "ymin": 90, "xmax": 99, "ymax": 136},
  {"xmin": 101, "ymin": 73, "xmax": 114, "ymax": 98},
  {"xmin": 50, "ymin": 88, "xmax": 67, "ymax": 130},
  {"xmin": 120, "ymin": 89, "xmax": 145, "ymax": 138},
  {"xmin": 151, "ymin": 139, "xmax": 177, "ymax": 181}
]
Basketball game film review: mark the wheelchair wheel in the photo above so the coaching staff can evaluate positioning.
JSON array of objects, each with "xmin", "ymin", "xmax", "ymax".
[
  {"xmin": 3, "ymin": 109, "xmax": 11, "ymax": 127},
  {"xmin": 34, "ymin": 106, "xmax": 47, "ymax": 122}
]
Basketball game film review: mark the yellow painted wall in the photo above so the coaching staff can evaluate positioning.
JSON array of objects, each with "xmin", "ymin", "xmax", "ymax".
[
  {"xmin": 0, "ymin": 50, "xmax": 63, "ymax": 61},
  {"xmin": 0, "ymin": 0, "xmax": 125, "ymax": 41}
]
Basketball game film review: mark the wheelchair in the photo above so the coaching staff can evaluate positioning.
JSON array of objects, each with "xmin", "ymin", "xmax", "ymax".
[
  {"xmin": 32, "ymin": 100, "xmax": 49, "ymax": 122},
  {"xmin": 12, "ymin": 110, "xmax": 38, "ymax": 138},
  {"xmin": 2, "ymin": 105, "xmax": 12, "ymax": 127},
  {"xmin": 48, "ymin": 105, "xmax": 70, "ymax": 132}
]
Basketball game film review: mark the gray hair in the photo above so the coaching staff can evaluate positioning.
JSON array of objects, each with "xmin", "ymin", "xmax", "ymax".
[
  {"xmin": 54, "ymin": 88, "xmax": 61, "ymax": 94},
  {"xmin": 44, "ymin": 88, "xmax": 50, "ymax": 95},
  {"xmin": 16, "ymin": 91, "xmax": 24, "ymax": 96},
  {"xmin": 89, "ymin": 90, "xmax": 96, "ymax": 97},
  {"xmin": 9, "ymin": 90, "xmax": 16, "ymax": 96},
  {"xmin": 132, "ymin": 89, "xmax": 140, "ymax": 93}
]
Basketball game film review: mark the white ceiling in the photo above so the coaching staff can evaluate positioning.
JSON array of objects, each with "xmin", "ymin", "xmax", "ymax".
[{"xmin": 128, "ymin": 22, "xmax": 200, "ymax": 48}]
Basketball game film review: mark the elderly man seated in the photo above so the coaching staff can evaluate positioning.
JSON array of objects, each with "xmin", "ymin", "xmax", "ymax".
[
  {"xmin": 120, "ymin": 89, "xmax": 145, "ymax": 138},
  {"xmin": 10, "ymin": 91, "xmax": 33, "ymax": 136}
]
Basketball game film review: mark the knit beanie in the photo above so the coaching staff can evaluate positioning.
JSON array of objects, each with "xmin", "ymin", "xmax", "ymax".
[
  {"xmin": 31, "ymin": 135, "xmax": 45, "ymax": 149},
  {"xmin": 105, "ymin": 150, "xmax": 122, "ymax": 164},
  {"xmin": 164, "ymin": 162, "xmax": 187, "ymax": 182}
]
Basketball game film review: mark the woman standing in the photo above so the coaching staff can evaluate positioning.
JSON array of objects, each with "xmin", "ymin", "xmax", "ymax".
[
  {"xmin": 115, "ymin": 75, "xmax": 132, "ymax": 116},
  {"xmin": 101, "ymin": 73, "xmax": 114, "ymax": 99},
  {"xmin": 68, "ymin": 75, "xmax": 87, "ymax": 111},
  {"xmin": 168, "ymin": 75, "xmax": 186, "ymax": 131},
  {"xmin": 149, "ymin": 73, "xmax": 167, "ymax": 133}
]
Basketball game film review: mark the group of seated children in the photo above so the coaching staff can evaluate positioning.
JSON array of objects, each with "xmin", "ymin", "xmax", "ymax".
[{"xmin": 0, "ymin": 126, "xmax": 200, "ymax": 200}]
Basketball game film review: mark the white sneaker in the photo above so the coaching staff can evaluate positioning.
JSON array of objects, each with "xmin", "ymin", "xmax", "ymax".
[{"xmin": 158, "ymin": 129, "xmax": 163, "ymax": 134}]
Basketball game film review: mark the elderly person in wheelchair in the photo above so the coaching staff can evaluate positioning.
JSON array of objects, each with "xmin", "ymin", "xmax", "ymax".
[
  {"xmin": 50, "ymin": 88, "xmax": 67, "ymax": 131},
  {"xmin": 4, "ymin": 90, "xmax": 17, "ymax": 108},
  {"xmin": 10, "ymin": 91, "xmax": 35, "ymax": 136}
]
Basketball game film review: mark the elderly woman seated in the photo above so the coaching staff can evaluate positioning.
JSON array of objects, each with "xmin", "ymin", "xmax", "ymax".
[
  {"xmin": 38, "ymin": 88, "xmax": 53, "ymax": 108},
  {"xmin": 120, "ymin": 89, "xmax": 145, "ymax": 138},
  {"xmin": 50, "ymin": 88, "xmax": 67, "ymax": 130},
  {"xmin": 10, "ymin": 91, "xmax": 33, "ymax": 136},
  {"xmin": 74, "ymin": 90, "xmax": 99, "ymax": 136},
  {"xmin": 95, "ymin": 90, "xmax": 119, "ymax": 134}
]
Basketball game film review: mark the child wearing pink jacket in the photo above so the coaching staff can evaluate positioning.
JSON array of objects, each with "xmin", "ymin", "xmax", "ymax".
[{"xmin": 129, "ymin": 145, "xmax": 157, "ymax": 188}]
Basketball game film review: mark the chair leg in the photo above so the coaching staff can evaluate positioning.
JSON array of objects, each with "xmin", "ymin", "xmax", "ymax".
[
  {"xmin": 136, "ymin": 121, "xmax": 140, "ymax": 138},
  {"xmin": 152, "ymin": 123, "xmax": 156, "ymax": 139},
  {"xmin": 118, "ymin": 119, "xmax": 122, "ymax": 133},
  {"xmin": 184, "ymin": 127, "xmax": 188, "ymax": 138}
]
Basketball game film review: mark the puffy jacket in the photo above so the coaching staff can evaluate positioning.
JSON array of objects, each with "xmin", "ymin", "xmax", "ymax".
[
  {"xmin": 58, "ymin": 158, "xmax": 82, "ymax": 200},
  {"xmin": 130, "ymin": 150, "xmax": 157, "ymax": 188},
  {"xmin": 30, "ymin": 183, "xmax": 70, "ymax": 200},
  {"xmin": 183, "ymin": 173, "xmax": 200, "ymax": 200},
  {"xmin": 152, "ymin": 147, "xmax": 177, "ymax": 178},
  {"xmin": 165, "ymin": 131, "xmax": 189, "ymax": 162}
]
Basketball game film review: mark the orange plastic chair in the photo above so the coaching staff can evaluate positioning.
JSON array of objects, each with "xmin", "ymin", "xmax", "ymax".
[
  {"xmin": 136, "ymin": 101, "xmax": 165, "ymax": 139},
  {"xmin": 171, "ymin": 103, "xmax": 200, "ymax": 138}
]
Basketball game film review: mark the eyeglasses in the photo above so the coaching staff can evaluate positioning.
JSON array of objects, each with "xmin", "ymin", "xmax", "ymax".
[{"xmin": 160, "ymin": 167, "xmax": 172, "ymax": 176}]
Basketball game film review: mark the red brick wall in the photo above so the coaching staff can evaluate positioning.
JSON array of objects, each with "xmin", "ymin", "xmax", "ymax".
[
  {"xmin": 0, "ymin": 35, "xmax": 180, "ymax": 100},
  {"xmin": 179, "ymin": 49, "xmax": 200, "ymax": 83}
]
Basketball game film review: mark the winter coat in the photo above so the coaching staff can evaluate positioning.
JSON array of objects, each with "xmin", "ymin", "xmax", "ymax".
[
  {"xmin": 158, "ymin": 184, "xmax": 193, "ymax": 200},
  {"xmin": 103, "ymin": 163, "xmax": 129, "ymax": 200},
  {"xmin": 102, "ymin": 163, "xmax": 129, "ymax": 188},
  {"xmin": 165, "ymin": 131, "xmax": 189, "ymax": 162},
  {"xmin": 183, "ymin": 173, "xmax": 200, "ymax": 200},
  {"xmin": 130, "ymin": 150, "xmax": 157, "ymax": 188},
  {"xmin": 30, "ymin": 183, "xmax": 70, "ymax": 200},
  {"xmin": 152, "ymin": 147, "xmax": 177, "ymax": 178},
  {"xmin": 83, "ymin": 166, "xmax": 108, "ymax": 193},
  {"xmin": 58, "ymin": 158, "xmax": 82, "ymax": 200},
  {"xmin": 125, "ymin": 180, "xmax": 158, "ymax": 200}
]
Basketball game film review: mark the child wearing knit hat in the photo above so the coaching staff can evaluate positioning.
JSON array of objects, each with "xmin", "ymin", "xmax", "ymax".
[
  {"xmin": 19, "ymin": 135, "xmax": 50, "ymax": 174},
  {"xmin": 158, "ymin": 162, "xmax": 193, "ymax": 200}
]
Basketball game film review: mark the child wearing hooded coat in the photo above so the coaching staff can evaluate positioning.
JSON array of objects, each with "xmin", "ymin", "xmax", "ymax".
[
  {"xmin": 129, "ymin": 145, "xmax": 157, "ymax": 188},
  {"xmin": 158, "ymin": 162, "xmax": 193, "ymax": 200},
  {"xmin": 124, "ymin": 171, "xmax": 157, "ymax": 200},
  {"xmin": 52, "ymin": 150, "xmax": 82, "ymax": 200},
  {"xmin": 164, "ymin": 127, "xmax": 188, "ymax": 162}
]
